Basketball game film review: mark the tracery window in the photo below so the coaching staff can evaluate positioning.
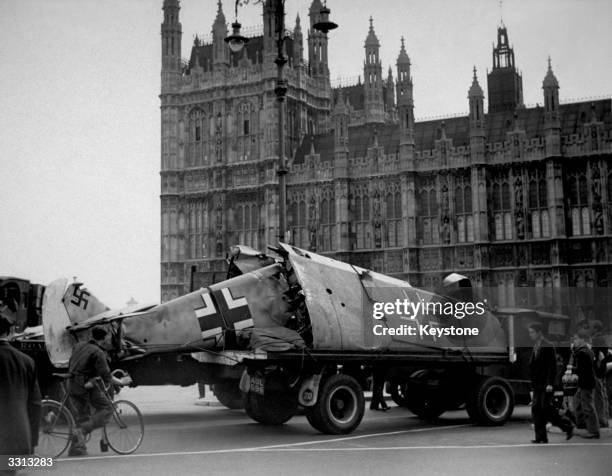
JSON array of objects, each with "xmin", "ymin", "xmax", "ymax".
[
  {"xmin": 188, "ymin": 108, "xmax": 209, "ymax": 166},
  {"xmin": 491, "ymin": 175, "xmax": 512, "ymax": 240},
  {"xmin": 528, "ymin": 172, "xmax": 549, "ymax": 238},
  {"xmin": 455, "ymin": 177, "xmax": 473, "ymax": 243},
  {"xmin": 234, "ymin": 203, "xmax": 259, "ymax": 249},
  {"xmin": 236, "ymin": 101, "xmax": 258, "ymax": 162},
  {"xmin": 385, "ymin": 189, "xmax": 402, "ymax": 247},
  {"xmin": 289, "ymin": 198, "xmax": 307, "ymax": 248},
  {"xmin": 353, "ymin": 192, "xmax": 371, "ymax": 249},
  {"xmin": 418, "ymin": 178, "xmax": 438, "ymax": 245},
  {"xmin": 568, "ymin": 172, "xmax": 590, "ymax": 236},
  {"xmin": 319, "ymin": 196, "xmax": 336, "ymax": 251}
]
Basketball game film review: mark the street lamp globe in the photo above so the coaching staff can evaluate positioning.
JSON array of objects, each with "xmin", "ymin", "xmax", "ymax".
[{"xmin": 225, "ymin": 22, "xmax": 249, "ymax": 53}]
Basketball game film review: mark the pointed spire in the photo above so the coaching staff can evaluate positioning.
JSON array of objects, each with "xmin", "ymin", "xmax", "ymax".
[
  {"xmin": 213, "ymin": 0, "xmax": 226, "ymax": 26},
  {"xmin": 542, "ymin": 55, "xmax": 559, "ymax": 88},
  {"xmin": 387, "ymin": 66, "xmax": 393, "ymax": 81},
  {"xmin": 397, "ymin": 36, "xmax": 410, "ymax": 64},
  {"xmin": 469, "ymin": 66, "xmax": 484, "ymax": 97},
  {"xmin": 295, "ymin": 13, "xmax": 301, "ymax": 30},
  {"xmin": 365, "ymin": 16, "xmax": 380, "ymax": 47},
  {"xmin": 309, "ymin": 0, "xmax": 323, "ymax": 14}
]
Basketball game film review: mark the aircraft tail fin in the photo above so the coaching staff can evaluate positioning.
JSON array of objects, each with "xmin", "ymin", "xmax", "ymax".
[{"xmin": 42, "ymin": 278, "xmax": 110, "ymax": 368}]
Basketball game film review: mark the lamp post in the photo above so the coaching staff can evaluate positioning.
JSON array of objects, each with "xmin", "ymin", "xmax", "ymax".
[{"xmin": 227, "ymin": 0, "xmax": 337, "ymax": 244}]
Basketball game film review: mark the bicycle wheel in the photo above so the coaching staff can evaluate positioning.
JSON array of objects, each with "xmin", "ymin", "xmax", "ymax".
[
  {"xmin": 103, "ymin": 400, "xmax": 144, "ymax": 454},
  {"xmin": 38, "ymin": 399, "xmax": 75, "ymax": 458}
]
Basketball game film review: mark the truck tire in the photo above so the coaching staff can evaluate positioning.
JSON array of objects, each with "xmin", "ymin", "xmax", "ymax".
[
  {"xmin": 404, "ymin": 391, "xmax": 446, "ymax": 420},
  {"xmin": 211, "ymin": 381, "xmax": 244, "ymax": 410},
  {"xmin": 306, "ymin": 374, "xmax": 365, "ymax": 434},
  {"xmin": 390, "ymin": 372, "xmax": 446, "ymax": 419},
  {"xmin": 466, "ymin": 376, "xmax": 514, "ymax": 426},
  {"xmin": 244, "ymin": 391, "xmax": 297, "ymax": 425},
  {"xmin": 388, "ymin": 381, "xmax": 409, "ymax": 407},
  {"xmin": 243, "ymin": 372, "xmax": 298, "ymax": 425}
]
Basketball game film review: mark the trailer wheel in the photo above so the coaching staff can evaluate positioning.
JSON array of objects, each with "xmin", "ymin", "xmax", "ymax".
[
  {"xmin": 211, "ymin": 381, "xmax": 244, "ymax": 410},
  {"xmin": 306, "ymin": 374, "xmax": 365, "ymax": 434},
  {"xmin": 404, "ymin": 391, "xmax": 446, "ymax": 420},
  {"xmin": 466, "ymin": 377, "xmax": 514, "ymax": 426},
  {"xmin": 388, "ymin": 381, "xmax": 409, "ymax": 407},
  {"xmin": 243, "ymin": 372, "xmax": 297, "ymax": 425},
  {"xmin": 390, "ymin": 373, "xmax": 445, "ymax": 419},
  {"xmin": 244, "ymin": 392, "xmax": 296, "ymax": 425}
]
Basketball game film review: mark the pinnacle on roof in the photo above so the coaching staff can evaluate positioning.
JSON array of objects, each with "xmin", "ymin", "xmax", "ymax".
[
  {"xmin": 397, "ymin": 36, "xmax": 410, "ymax": 65},
  {"xmin": 469, "ymin": 66, "xmax": 484, "ymax": 97},
  {"xmin": 333, "ymin": 89, "xmax": 349, "ymax": 114},
  {"xmin": 309, "ymin": 0, "xmax": 323, "ymax": 14},
  {"xmin": 213, "ymin": 0, "xmax": 226, "ymax": 27},
  {"xmin": 365, "ymin": 16, "xmax": 380, "ymax": 47},
  {"xmin": 542, "ymin": 56, "xmax": 559, "ymax": 88},
  {"xmin": 295, "ymin": 13, "xmax": 301, "ymax": 30}
]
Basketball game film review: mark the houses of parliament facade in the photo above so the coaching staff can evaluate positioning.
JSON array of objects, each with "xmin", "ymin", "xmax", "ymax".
[{"xmin": 159, "ymin": 0, "xmax": 611, "ymax": 316}]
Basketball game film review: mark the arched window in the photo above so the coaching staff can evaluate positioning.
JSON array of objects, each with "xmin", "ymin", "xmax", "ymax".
[
  {"xmin": 581, "ymin": 207, "xmax": 591, "ymax": 235},
  {"xmin": 569, "ymin": 172, "xmax": 591, "ymax": 236},
  {"xmin": 457, "ymin": 216, "xmax": 465, "ymax": 243}
]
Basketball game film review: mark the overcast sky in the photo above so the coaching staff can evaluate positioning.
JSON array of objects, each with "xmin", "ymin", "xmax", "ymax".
[{"xmin": 0, "ymin": 0, "xmax": 610, "ymax": 309}]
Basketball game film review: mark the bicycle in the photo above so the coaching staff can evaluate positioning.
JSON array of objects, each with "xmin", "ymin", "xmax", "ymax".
[{"xmin": 37, "ymin": 369, "xmax": 144, "ymax": 457}]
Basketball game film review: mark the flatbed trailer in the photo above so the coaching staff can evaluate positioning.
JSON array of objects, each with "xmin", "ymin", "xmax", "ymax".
[{"xmin": 185, "ymin": 345, "xmax": 514, "ymax": 435}]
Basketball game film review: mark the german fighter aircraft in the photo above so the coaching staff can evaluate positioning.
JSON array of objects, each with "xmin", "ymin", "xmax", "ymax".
[{"xmin": 42, "ymin": 243, "xmax": 513, "ymax": 434}]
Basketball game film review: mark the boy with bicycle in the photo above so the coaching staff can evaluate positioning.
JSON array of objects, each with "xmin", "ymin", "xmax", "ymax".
[{"xmin": 67, "ymin": 326, "xmax": 128, "ymax": 456}]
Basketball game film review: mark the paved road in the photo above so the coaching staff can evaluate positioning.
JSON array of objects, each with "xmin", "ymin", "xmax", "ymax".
[{"xmin": 34, "ymin": 385, "xmax": 612, "ymax": 476}]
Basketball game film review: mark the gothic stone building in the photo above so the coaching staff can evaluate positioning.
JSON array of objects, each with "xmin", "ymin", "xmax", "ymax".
[{"xmin": 160, "ymin": 1, "xmax": 612, "ymax": 316}]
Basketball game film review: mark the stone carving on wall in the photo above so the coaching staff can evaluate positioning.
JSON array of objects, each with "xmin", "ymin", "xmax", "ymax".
[
  {"xmin": 591, "ymin": 162, "xmax": 604, "ymax": 235},
  {"xmin": 308, "ymin": 196, "xmax": 317, "ymax": 251},
  {"xmin": 372, "ymin": 190, "xmax": 382, "ymax": 248}
]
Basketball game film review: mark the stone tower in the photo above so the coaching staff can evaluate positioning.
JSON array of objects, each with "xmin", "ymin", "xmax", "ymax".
[
  {"xmin": 308, "ymin": 0, "xmax": 329, "ymax": 78},
  {"xmin": 487, "ymin": 24, "xmax": 524, "ymax": 113},
  {"xmin": 363, "ymin": 17, "xmax": 385, "ymax": 124}
]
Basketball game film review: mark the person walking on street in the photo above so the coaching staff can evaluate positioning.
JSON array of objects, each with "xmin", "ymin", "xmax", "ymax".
[
  {"xmin": 590, "ymin": 321, "xmax": 610, "ymax": 428},
  {"xmin": 0, "ymin": 313, "xmax": 41, "ymax": 475},
  {"xmin": 573, "ymin": 329, "xmax": 600, "ymax": 439},
  {"xmin": 528, "ymin": 322, "xmax": 574, "ymax": 443},
  {"xmin": 370, "ymin": 366, "xmax": 389, "ymax": 411}
]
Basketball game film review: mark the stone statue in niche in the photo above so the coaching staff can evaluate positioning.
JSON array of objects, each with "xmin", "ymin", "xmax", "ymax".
[
  {"xmin": 308, "ymin": 196, "xmax": 318, "ymax": 251},
  {"xmin": 441, "ymin": 185, "xmax": 449, "ymax": 215},
  {"xmin": 372, "ymin": 191, "xmax": 381, "ymax": 226},
  {"xmin": 514, "ymin": 176, "xmax": 523, "ymax": 209},
  {"xmin": 591, "ymin": 125, "xmax": 598, "ymax": 151},
  {"xmin": 215, "ymin": 204, "xmax": 223, "ymax": 228},
  {"xmin": 308, "ymin": 196, "xmax": 317, "ymax": 224},
  {"xmin": 373, "ymin": 222, "xmax": 382, "ymax": 248},
  {"xmin": 442, "ymin": 216, "xmax": 451, "ymax": 244},
  {"xmin": 593, "ymin": 204, "xmax": 604, "ymax": 235},
  {"xmin": 516, "ymin": 210, "xmax": 525, "ymax": 240}
]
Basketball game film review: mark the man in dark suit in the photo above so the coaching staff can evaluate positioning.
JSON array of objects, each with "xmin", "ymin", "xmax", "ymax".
[
  {"xmin": 0, "ymin": 313, "xmax": 42, "ymax": 473},
  {"xmin": 528, "ymin": 322, "xmax": 574, "ymax": 443}
]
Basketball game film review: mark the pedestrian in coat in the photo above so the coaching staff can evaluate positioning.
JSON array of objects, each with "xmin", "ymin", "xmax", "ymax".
[
  {"xmin": 528, "ymin": 322, "xmax": 573, "ymax": 443},
  {"xmin": 573, "ymin": 329, "xmax": 600, "ymax": 439},
  {"xmin": 0, "ymin": 314, "xmax": 42, "ymax": 474}
]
